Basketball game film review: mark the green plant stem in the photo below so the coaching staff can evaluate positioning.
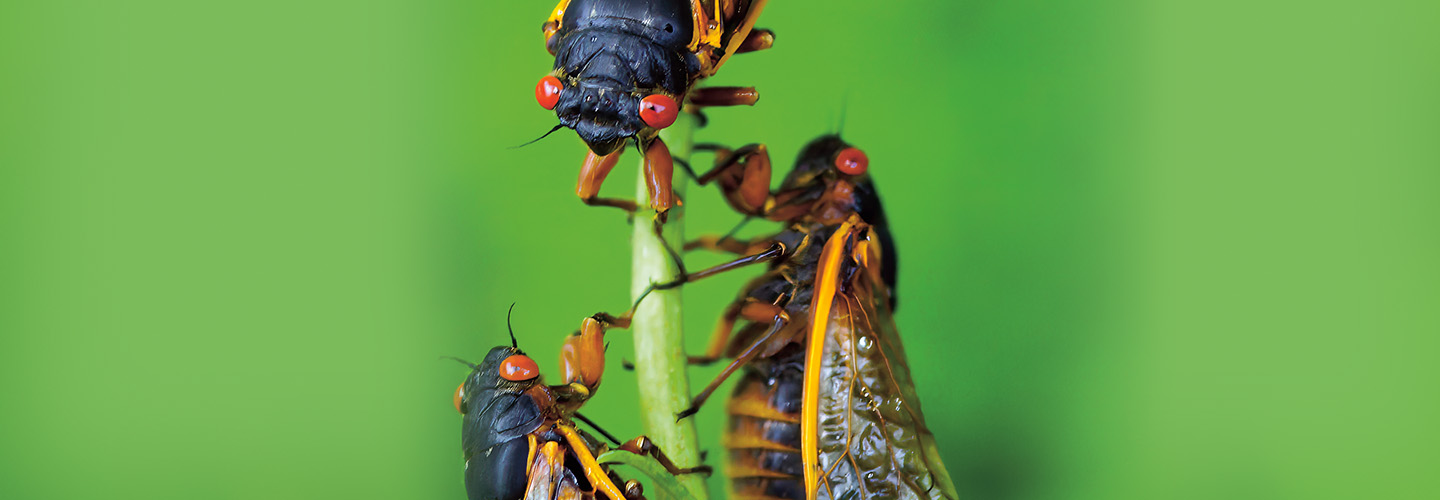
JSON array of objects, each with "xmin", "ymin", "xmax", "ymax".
[{"xmin": 630, "ymin": 113, "xmax": 707, "ymax": 500}]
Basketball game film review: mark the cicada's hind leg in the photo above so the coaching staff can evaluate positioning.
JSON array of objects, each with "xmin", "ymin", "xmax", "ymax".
[
  {"xmin": 684, "ymin": 233, "xmax": 757, "ymax": 254},
  {"xmin": 647, "ymin": 241, "xmax": 786, "ymax": 293},
  {"xmin": 677, "ymin": 302, "xmax": 790, "ymax": 420},
  {"xmin": 617, "ymin": 436, "xmax": 714, "ymax": 476},
  {"xmin": 687, "ymin": 301, "xmax": 741, "ymax": 366}
]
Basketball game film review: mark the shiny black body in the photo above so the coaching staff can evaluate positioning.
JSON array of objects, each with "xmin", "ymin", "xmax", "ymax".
[
  {"xmin": 460, "ymin": 346, "xmax": 544, "ymax": 500},
  {"xmin": 459, "ymin": 346, "xmax": 608, "ymax": 500},
  {"xmin": 548, "ymin": 0, "xmax": 701, "ymax": 155}
]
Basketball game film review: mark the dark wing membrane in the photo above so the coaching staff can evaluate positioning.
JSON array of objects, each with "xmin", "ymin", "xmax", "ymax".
[
  {"xmin": 463, "ymin": 389, "xmax": 545, "ymax": 457},
  {"xmin": 811, "ymin": 264, "xmax": 957, "ymax": 500}
]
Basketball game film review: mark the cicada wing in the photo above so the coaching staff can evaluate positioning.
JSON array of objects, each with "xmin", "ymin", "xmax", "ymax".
[
  {"xmin": 523, "ymin": 441, "xmax": 566, "ymax": 500},
  {"xmin": 805, "ymin": 223, "xmax": 958, "ymax": 500},
  {"xmin": 554, "ymin": 467, "xmax": 587, "ymax": 500}
]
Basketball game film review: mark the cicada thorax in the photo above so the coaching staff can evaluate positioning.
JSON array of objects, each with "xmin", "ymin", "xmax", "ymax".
[{"xmin": 458, "ymin": 345, "xmax": 640, "ymax": 500}]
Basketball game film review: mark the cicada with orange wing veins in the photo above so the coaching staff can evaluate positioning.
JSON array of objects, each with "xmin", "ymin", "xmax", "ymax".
[
  {"xmin": 454, "ymin": 309, "xmax": 709, "ymax": 500},
  {"xmin": 653, "ymin": 135, "xmax": 958, "ymax": 500},
  {"xmin": 536, "ymin": 0, "xmax": 772, "ymax": 214}
]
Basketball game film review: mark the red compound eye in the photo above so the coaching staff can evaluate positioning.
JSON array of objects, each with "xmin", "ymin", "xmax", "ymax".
[
  {"xmin": 499, "ymin": 354, "xmax": 540, "ymax": 382},
  {"xmin": 452, "ymin": 383, "xmax": 465, "ymax": 413},
  {"xmin": 536, "ymin": 76, "xmax": 563, "ymax": 110},
  {"xmin": 639, "ymin": 94, "xmax": 679, "ymax": 129},
  {"xmin": 835, "ymin": 147, "xmax": 868, "ymax": 176}
]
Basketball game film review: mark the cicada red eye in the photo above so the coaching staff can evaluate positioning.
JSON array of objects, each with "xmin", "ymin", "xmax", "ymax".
[
  {"xmin": 638, "ymin": 94, "xmax": 679, "ymax": 129},
  {"xmin": 835, "ymin": 147, "xmax": 869, "ymax": 176},
  {"xmin": 453, "ymin": 383, "xmax": 465, "ymax": 413},
  {"xmin": 536, "ymin": 76, "xmax": 563, "ymax": 110},
  {"xmin": 499, "ymin": 354, "xmax": 540, "ymax": 382}
]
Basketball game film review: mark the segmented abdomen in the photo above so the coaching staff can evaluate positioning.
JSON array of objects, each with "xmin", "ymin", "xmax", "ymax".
[{"xmin": 725, "ymin": 346, "xmax": 808, "ymax": 500}]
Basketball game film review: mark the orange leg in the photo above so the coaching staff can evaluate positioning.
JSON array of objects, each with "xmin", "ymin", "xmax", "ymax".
[
  {"xmin": 689, "ymin": 86, "xmax": 759, "ymax": 107},
  {"xmin": 577, "ymin": 150, "xmax": 638, "ymax": 212},
  {"xmin": 617, "ymin": 436, "xmax": 713, "ymax": 476},
  {"xmin": 688, "ymin": 301, "xmax": 741, "ymax": 365},
  {"xmin": 695, "ymin": 143, "xmax": 772, "ymax": 215},
  {"xmin": 684, "ymin": 234, "xmax": 754, "ymax": 254},
  {"xmin": 689, "ymin": 299, "xmax": 783, "ymax": 365},
  {"xmin": 557, "ymin": 426, "xmax": 629, "ymax": 500},
  {"xmin": 559, "ymin": 316, "xmax": 608, "ymax": 390},
  {"xmin": 735, "ymin": 28, "xmax": 774, "ymax": 54},
  {"xmin": 649, "ymin": 241, "xmax": 786, "ymax": 293},
  {"xmin": 642, "ymin": 137, "xmax": 677, "ymax": 214},
  {"xmin": 677, "ymin": 304, "xmax": 790, "ymax": 420}
]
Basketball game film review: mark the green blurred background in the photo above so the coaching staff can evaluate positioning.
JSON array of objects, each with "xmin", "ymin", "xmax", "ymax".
[{"xmin": 2, "ymin": 1, "xmax": 1437, "ymax": 499}]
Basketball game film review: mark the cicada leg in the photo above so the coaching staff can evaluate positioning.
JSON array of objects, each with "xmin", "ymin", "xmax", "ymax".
[
  {"xmin": 688, "ymin": 86, "xmax": 759, "ymax": 107},
  {"xmin": 641, "ymin": 137, "xmax": 678, "ymax": 215},
  {"xmin": 677, "ymin": 303, "xmax": 790, "ymax": 420},
  {"xmin": 616, "ymin": 436, "xmax": 714, "ymax": 476},
  {"xmin": 735, "ymin": 28, "xmax": 774, "ymax": 54},
  {"xmin": 577, "ymin": 149, "xmax": 639, "ymax": 213},
  {"xmin": 684, "ymin": 234, "xmax": 753, "ymax": 253},
  {"xmin": 555, "ymin": 425, "xmax": 629, "ymax": 500},
  {"xmin": 648, "ymin": 241, "xmax": 786, "ymax": 294},
  {"xmin": 692, "ymin": 143, "xmax": 772, "ymax": 216}
]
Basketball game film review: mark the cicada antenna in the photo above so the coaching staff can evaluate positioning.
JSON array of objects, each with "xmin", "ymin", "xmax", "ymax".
[
  {"xmin": 836, "ymin": 90, "xmax": 854, "ymax": 135},
  {"xmin": 506, "ymin": 302, "xmax": 518, "ymax": 349},
  {"xmin": 440, "ymin": 356, "xmax": 477, "ymax": 369},
  {"xmin": 508, "ymin": 124, "xmax": 565, "ymax": 149}
]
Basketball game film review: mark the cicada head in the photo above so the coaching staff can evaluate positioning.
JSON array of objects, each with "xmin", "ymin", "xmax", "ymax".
[
  {"xmin": 540, "ymin": 0, "xmax": 699, "ymax": 155},
  {"xmin": 782, "ymin": 134, "xmax": 874, "ymax": 210}
]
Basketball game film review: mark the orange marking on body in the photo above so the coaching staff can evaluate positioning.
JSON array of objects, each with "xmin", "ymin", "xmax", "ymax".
[
  {"xmin": 726, "ymin": 462, "xmax": 795, "ymax": 479},
  {"xmin": 724, "ymin": 431, "xmax": 800, "ymax": 452},
  {"xmin": 557, "ymin": 425, "xmax": 628, "ymax": 500},
  {"xmin": 727, "ymin": 383, "xmax": 800, "ymax": 422},
  {"xmin": 524, "ymin": 434, "xmax": 538, "ymax": 476},
  {"xmin": 802, "ymin": 218, "xmax": 856, "ymax": 500},
  {"xmin": 712, "ymin": 0, "xmax": 769, "ymax": 73}
]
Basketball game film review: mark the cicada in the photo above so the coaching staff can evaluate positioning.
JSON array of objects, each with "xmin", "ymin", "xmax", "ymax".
[
  {"xmin": 661, "ymin": 135, "xmax": 958, "ymax": 500},
  {"xmin": 536, "ymin": 0, "xmax": 773, "ymax": 214},
  {"xmin": 454, "ymin": 310, "xmax": 708, "ymax": 500}
]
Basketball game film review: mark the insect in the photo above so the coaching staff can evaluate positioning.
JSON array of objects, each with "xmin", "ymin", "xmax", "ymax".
[
  {"xmin": 656, "ymin": 135, "xmax": 957, "ymax": 500},
  {"xmin": 536, "ymin": 0, "xmax": 773, "ymax": 214},
  {"xmin": 454, "ymin": 309, "xmax": 708, "ymax": 500}
]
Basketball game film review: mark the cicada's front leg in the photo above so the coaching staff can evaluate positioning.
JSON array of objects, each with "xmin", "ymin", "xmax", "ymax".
[
  {"xmin": 693, "ymin": 142, "xmax": 772, "ymax": 216},
  {"xmin": 576, "ymin": 149, "xmax": 640, "ymax": 213}
]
